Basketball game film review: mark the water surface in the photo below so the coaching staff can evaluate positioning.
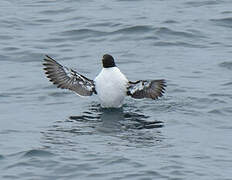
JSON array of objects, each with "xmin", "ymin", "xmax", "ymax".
[{"xmin": 0, "ymin": 0, "xmax": 232, "ymax": 179}]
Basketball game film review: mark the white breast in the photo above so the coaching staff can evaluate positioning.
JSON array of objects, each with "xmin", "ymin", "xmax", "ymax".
[{"xmin": 94, "ymin": 67, "xmax": 128, "ymax": 108}]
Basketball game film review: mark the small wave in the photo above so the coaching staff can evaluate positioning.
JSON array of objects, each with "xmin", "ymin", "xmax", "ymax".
[
  {"xmin": 221, "ymin": 11, "xmax": 232, "ymax": 14},
  {"xmin": 0, "ymin": 35, "xmax": 13, "ymax": 40},
  {"xmin": 35, "ymin": 18, "xmax": 54, "ymax": 23},
  {"xmin": 154, "ymin": 27, "xmax": 205, "ymax": 39},
  {"xmin": 69, "ymin": 114, "xmax": 100, "ymax": 121},
  {"xmin": 59, "ymin": 29, "xmax": 107, "ymax": 38},
  {"xmin": 123, "ymin": 112, "xmax": 149, "ymax": 119},
  {"xmin": 189, "ymin": 96, "xmax": 226, "ymax": 105},
  {"xmin": 209, "ymin": 107, "xmax": 232, "ymax": 116},
  {"xmin": 87, "ymin": 22, "xmax": 123, "ymax": 28},
  {"xmin": 209, "ymin": 93, "xmax": 232, "ymax": 99},
  {"xmin": 123, "ymin": 171, "xmax": 164, "ymax": 179},
  {"xmin": 48, "ymin": 91, "xmax": 71, "ymax": 97},
  {"xmin": 59, "ymin": 26, "xmax": 153, "ymax": 40},
  {"xmin": 3, "ymin": 47, "xmax": 19, "ymax": 52},
  {"xmin": 0, "ymin": 55, "xmax": 9, "ymax": 61},
  {"xmin": 219, "ymin": 61, "xmax": 232, "ymax": 70},
  {"xmin": 208, "ymin": 109, "xmax": 225, "ymax": 115},
  {"xmin": 0, "ymin": 93, "xmax": 10, "ymax": 98},
  {"xmin": 222, "ymin": 107, "xmax": 232, "ymax": 113},
  {"xmin": 0, "ymin": 129, "xmax": 22, "ymax": 134},
  {"xmin": 23, "ymin": 149, "xmax": 55, "ymax": 158},
  {"xmin": 185, "ymin": 0, "xmax": 221, "ymax": 7},
  {"xmin": 153, "ymin": 41, "xmax": 206, "ymax": 48},
  {"xmin": 222, "ymin": 82, "xmax": 232, "ymax": 86},
  {"xmin": 40, "ymin": 7, "xmax": 75, "ymax": 15},
  {"xmin": 134, "ymin": 121, "xmax": 164, "ymax": 129},
  {"xmin": 112, "ymin": 25, "xmax": 152, "ymax": 34},
  {"xmin": 5, "ymin": 162, "xmax": 31, "ymax": 169},
  {"xmin": 103, "ymin": 156, "xmax": 130, "ymax": 166},
  {"xmin": 170, "ymin": 88, "xmax": 187, "ymax": 93},
  {"xmin": 44, "ymin": 37, "xmax": 68, "ymax": 43},
  {"xmin": 163, "ymin": 20, "xmax": 178, "ymax": 24},
  {"xmin": 211, "ymin": 18, "xmax": 232, "ymax": 28},
  {"xmin": 0, "ymin": 154, "xmax": 4, "ymax": 160}
]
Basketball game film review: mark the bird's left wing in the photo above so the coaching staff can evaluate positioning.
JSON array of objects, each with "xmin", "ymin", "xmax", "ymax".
[
  {"xmin": 127, "ymin": 79, "xmax": 166, "ymax": 100},
  {"xmin": 43, "ymin": 55, "xmax": 96, "ymax": 96}
]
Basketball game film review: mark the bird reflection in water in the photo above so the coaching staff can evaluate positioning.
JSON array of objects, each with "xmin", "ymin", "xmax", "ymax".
[
  {"xmin": 41, "ymin": 104, "xmax": 164, "ymax": 148},
  {"xmin": 69, "ymin": 104, "xmax": 164, "ymax": 133}
]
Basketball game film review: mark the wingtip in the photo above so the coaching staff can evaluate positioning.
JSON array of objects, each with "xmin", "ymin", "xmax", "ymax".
[
  {"xmin": 44, "ymin": 54, "xmax": 53, "ymax": 61},
  {"xmin": 43, "ymin": 55, "xmax": 50, "ymax": 63}
]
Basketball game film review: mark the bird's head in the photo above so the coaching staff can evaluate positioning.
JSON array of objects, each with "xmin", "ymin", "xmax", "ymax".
[{"xmin": 102, "ymin": 54, "xmax": 116, "ymax": 68}]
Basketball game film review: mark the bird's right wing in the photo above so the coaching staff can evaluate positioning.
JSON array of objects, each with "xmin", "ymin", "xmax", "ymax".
[
  {"xmin": 43, "ymin": 55, "xmax": 96, "ymax": 96},
  {"xmin": 127, "ymin": 79, "xmax": 166, "ymax": 100}
]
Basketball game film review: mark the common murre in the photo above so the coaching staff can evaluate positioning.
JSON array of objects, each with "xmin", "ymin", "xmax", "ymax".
[{"xmin": 43, "ymin": 54, "xmax": 166, "ymax": 108}]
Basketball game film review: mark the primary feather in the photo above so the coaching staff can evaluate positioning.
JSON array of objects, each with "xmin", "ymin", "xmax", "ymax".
[
  {"xmin": 127, "ymin": 80, "xmax": 166, "ymax": 99},
  {"xmin": 43, "ymin": 55, "xmax": 96, "ymax": 96}
]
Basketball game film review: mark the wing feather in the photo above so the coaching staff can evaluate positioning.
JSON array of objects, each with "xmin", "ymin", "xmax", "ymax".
[
  {"xmin": 43, "ymin": 55, "xmax": 96, "ymax": 96},
  {"xmin": 127, "ymin": 79, "xmax": 166, "ymax": 100}
]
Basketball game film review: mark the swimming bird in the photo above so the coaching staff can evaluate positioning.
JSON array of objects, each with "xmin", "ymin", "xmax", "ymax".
[{"xmin": 43, "ymin": 54, "xmax": 166, "ymax": 108}]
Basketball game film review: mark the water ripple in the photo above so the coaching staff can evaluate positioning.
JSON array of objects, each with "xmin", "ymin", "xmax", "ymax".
[
  {"xmin": 219, "ymin": 61, "xmax": 232, "ymax": 70},
  {"xmin": 209, "ymin": 93, "xmax": 232, "ymax": 99},
  {"xmin": 153, "ymin": 41, "xmax": 207, "ymax": 48},
  {"xmin": 211, "ymin": 17, "xmax": 232, "ymax": 28},
  {"xmin": 59, "ymin": 25, "xmax": 153, "ymax": 41},
  {"xmin": 0, "ymin": 155, "xmax": 4, "ymax": 160},
  {"xmin": 22, "ymin": 149, "xmax": 55, "ymax": 158},
  {"xmin": 40, "ymin": 7, "xmax": 75, "ymax": 15},
  {"xmin": 112, "ymin": 25, "xmax": 153, "ymax": 34},
  {"xmin": 185, "ymin": 0, "xmax": 223, "ymax": 7},
  {"xmin": 222, "ymin": 81, "xmax": 232, "ymax": 86},
  {"xmin": 154, "ymin": 27, "xmax": 205, "ymax": 39},
  {"xmin": 59, "ymin": 29, "xmax": 106, "ymax": 38}
]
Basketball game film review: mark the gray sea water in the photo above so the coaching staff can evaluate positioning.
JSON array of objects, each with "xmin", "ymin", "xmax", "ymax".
[{"xmin": 1, "ymin": 0, "xmax": 232, "ymax": 179}]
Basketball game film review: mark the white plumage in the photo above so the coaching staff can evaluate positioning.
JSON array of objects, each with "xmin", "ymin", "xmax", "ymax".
[{"xmin": 95, "ymin": 67, "xmax": 128, "ymax": 108}]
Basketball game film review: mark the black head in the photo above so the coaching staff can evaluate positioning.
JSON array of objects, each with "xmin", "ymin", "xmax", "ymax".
[{"xmin": 102, "ymin": 54, "xmax": 116, "ymax": 68}]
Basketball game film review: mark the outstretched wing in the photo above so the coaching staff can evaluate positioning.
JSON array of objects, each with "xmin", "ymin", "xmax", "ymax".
[
  {"xmin": 43, "ymin": 55, "xmax": 96, "ymax": 96},
  {"xmin": 127, "ymin": 79, "xmax": 166, "ymax": 100}
]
